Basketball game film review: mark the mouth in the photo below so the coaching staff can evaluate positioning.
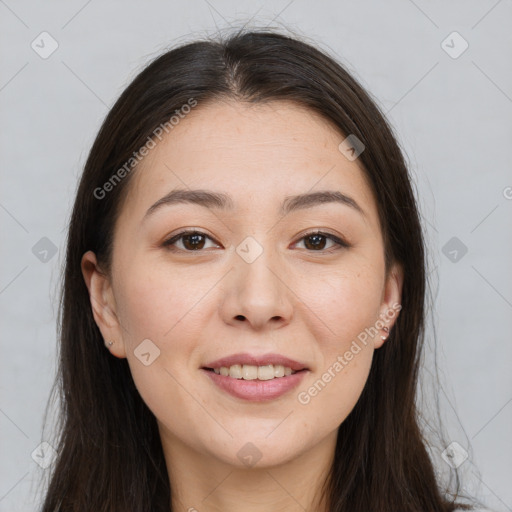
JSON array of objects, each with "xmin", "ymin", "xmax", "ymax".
[
  {"xmin": 201, "ymin": 364, "xmax": 307, "ymax": 380},
  {"xmin": 201, "ymin": 353, "xmax": 309, "ymax": 381}
]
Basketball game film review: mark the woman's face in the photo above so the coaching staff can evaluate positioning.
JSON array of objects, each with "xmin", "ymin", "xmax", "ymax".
[{"xmin": 82, "ymin": 99, "xmax": 403, "ymax": 470}]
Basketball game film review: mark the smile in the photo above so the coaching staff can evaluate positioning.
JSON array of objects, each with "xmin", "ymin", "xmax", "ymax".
[
  {"xmin": 205, "ymin": 364, "xmax": 296, "ymax": 380},
  {"xmin": 201, "ymin": 367, "xmax": 309, "ymax": 402}
]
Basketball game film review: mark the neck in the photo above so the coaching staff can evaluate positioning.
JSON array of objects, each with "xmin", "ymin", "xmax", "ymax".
[{"xmin": 159, "ymin": 424, "xmax": 336, "ymax": 512}]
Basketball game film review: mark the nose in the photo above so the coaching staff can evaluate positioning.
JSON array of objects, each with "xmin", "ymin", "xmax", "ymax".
[{"xmin": 219, "ymin": 244, "xmax": 294, "ymax": 331}]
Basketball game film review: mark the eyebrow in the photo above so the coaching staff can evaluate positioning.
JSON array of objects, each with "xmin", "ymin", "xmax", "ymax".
[{"xmin": 142, "ymin": 188, "xmax": 366, "ymax": 222}]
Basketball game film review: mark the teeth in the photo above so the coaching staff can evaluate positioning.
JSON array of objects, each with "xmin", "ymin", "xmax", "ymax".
[
  {"xmin": 229, "ymin": 364, "xmax": 242, "ymax": 379},
  {"xmin": 211, "ymin": 364, "xmax": 298, "ymax": 380}
]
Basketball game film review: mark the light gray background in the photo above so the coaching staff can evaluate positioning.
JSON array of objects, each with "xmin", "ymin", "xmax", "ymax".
[{"xmin": 1, "ymin": 1, "xmax": 511, "ymax": 511}]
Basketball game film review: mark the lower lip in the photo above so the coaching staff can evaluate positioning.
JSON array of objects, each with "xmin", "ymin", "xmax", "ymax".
[{"xmin": 201, "ymin": 368, "xmax": 308, "ymax": 402}]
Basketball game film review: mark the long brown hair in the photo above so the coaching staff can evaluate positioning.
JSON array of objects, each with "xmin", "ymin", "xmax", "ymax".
[{"xmin": 39, "ymin": 26, "xmax": 477, "ymax": 511}]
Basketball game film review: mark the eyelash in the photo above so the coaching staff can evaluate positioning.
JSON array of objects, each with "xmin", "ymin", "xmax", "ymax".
[{"xmin": 162, "ymin": 229, "xmax": 350, "ymax": 253}]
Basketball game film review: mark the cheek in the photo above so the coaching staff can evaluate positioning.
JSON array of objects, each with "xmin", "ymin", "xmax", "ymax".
[
  {"xmin": 299, "ymin": 261, "xmax": 383, "ymax": 345},
  {"xmin": 114, "ymin": 272, "xmax": 206, "ymax": 443},
  {"xmin": 112, "ymin": 261, "xmax": 210, "ymax": 412},
  {"xmin": 291, "ymin": 264, "xmax": 380, "ymax": 422},
  {"xmin": 298, "ymin": 343, "xmax": 374, "ymax": 430},
  {"xmin": 114, "ymin": 260, "xmax": 207, "ymax": 346}
]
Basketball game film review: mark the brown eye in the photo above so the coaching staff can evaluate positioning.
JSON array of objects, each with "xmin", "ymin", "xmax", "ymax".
[
  {"xmin": 294, "ymin": 231, "xmax": 349, "ymax": 252},
  {"xmin": 303, "ymin": 233, "xmax": 328, "ymax": 250},
  {"xmin": 162, "ymin": 230, "xmax": 220, "ymax": 252}
]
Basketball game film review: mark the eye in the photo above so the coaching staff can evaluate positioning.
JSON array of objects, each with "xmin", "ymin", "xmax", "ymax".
[
  {"xmin": 162, "ymin": 229, "xmax": 350, "ymax": 253},
  {"xmin": 293, "ymin": 230, "xmax": 350, "ymax": 252},
  {"xmin": 162, "ymin": 230, "xmax": 220, "ymax": 252}
]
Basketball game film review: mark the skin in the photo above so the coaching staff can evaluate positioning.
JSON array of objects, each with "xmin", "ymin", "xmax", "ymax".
[{"xmin": 81, "ymin": 99, "xmax": 403, "ymax": 512}]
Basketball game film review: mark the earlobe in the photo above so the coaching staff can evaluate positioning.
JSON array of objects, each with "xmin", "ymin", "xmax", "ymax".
[{"xmin": 80, "ymin": 251, "xmax": 127, "ymax": 358}]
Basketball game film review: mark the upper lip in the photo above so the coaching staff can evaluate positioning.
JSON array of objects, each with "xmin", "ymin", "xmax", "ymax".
[{"xmin": 203, "ymin": 353, "xmax": 309, "ymax": 372}]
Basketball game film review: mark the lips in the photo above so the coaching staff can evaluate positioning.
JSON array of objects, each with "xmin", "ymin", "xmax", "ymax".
[
  {"xmin": 202, "ymin": 368, "xmax": 307, "ymax": 401},
  {"xmin": 202, "ymin": 352, "xmax": 309, "ymax": 372}
]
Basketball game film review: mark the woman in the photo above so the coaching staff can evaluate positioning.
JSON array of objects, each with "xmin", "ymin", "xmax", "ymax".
[{"xmin": 39, "ymin": 27, "xmax": 484, "ymax": 511}]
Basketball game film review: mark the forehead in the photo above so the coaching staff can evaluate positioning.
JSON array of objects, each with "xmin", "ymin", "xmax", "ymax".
[{"xmin": 121, "ymin": 99, "xmax": 378, "ymax": 226}]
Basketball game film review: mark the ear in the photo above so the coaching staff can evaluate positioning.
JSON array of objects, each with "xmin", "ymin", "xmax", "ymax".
[
  {"xmin": 374, "ymin": 261, "xmax": 404, "ymax": 349},
  {"xmin": 81, "ymin": 250, "xmax": 127, "ymax": 358}
]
